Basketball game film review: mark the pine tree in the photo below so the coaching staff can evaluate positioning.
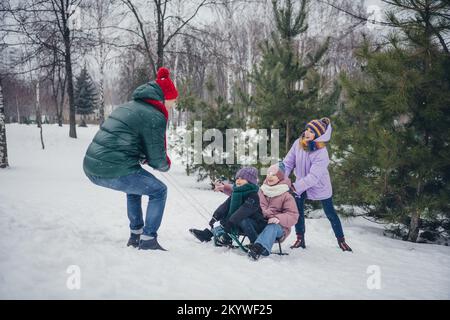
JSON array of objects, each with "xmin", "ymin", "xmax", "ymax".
[
  {"xmin": 188, "ymin": 94, "xmax": 246, "ymax": 184},
  {"xmin": 252, "ymin": 0, "xmax": 330, "ymax": 155},
  {"xmin": 75, "ymin": 66, "xmax": 98, "ymax": 127},
  {"xmin": 333, "ymin": 0, "xmax": 450, "ymax": 242}
]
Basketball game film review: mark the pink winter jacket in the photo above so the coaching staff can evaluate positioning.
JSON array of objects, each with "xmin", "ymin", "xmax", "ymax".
[{"xmin": 258, "ymin": 178, "xmax": 299, "ymax": 242}]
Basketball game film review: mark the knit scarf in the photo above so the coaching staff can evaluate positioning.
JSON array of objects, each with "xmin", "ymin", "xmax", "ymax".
[
  {"xmin": 227, "ymin": 183, "xmax": 259, "ymax": 219},
  {"xmin": 260, "ymin": 183, "xmax": 290, "ymax": 198},
  {"xmin": 300, "ymin": 133, "xmax": 327, "ymax": 152},
  {"xmin": 143, "ymin": 99, "xmax": 169, "ymax": 120}
]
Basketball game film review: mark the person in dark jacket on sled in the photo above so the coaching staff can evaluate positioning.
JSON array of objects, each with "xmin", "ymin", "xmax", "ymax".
[{"xmin": 189, "ymin": 167, "xmax": 267, "ymax": 246}]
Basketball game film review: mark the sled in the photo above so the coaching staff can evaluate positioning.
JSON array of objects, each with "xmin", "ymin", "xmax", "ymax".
[{"xmin": 218, "ymin": 231, "xmax": 289, "ymax": 256}]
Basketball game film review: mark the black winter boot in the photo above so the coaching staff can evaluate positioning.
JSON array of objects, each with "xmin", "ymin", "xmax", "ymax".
[
  {"xmin": 127, "ymin": 233, "xmax": 141, "ymax": 248},
  {"xmin": 189, "ymin": 228, "xmax": 214, "ymax": 242},
  {"xmin": 248, "ymin": 243, "xmax": 266, "ymax": 261},
  {"xmin": 138, "ymin": 237, "xmax": 167, "ymax": 251},
  {"xmin": 290, "ymin": 234, "xmax": 306, "ymax": 249},
  {"xmin": 215, "ymin": 232, "xmax": 232, "ymax": 247},
  {"xmin": 337, "ymin": 237, "xmax": 352, "ymax": 252}
]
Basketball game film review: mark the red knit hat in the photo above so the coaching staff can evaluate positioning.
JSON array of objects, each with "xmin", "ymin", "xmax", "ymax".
[{"xmin": 155, "ymin": 67, "xmax": 178, "ymax": 100}]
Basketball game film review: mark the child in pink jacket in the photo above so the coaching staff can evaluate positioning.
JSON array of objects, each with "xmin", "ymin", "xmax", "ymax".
[
  {"xmin": 283, "ymin": 118, "xmax": 352, "ymax": 252},
  {"xmin": 247, "ymin": 162, "xmax": 299, "ymax": 260}
]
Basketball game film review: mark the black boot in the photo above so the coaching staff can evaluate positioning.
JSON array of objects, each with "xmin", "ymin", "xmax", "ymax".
[
  {"xmin": 127, "ymin": 233, "xmax": 140, "ymax": 248},
  {"xmin": 189, "ymin": 228, "xmax": 214, "ymax": 242},
  {"xmin": 248, "ymin": 243, "xmax": 266, "ymax": 261},
  {"xmin": 215, "ymin": 232, "xmax": 232, "ymax": 247},
  {"xmin": 337, "ymin": 237, "xmax": 352, "ymax": 252},
  {"xmin": 290, "ymin": 234, "xmax": 306, "ymax": 249},
  {"xmin": 138, "ymin": 237, "xmax": 167, "ymax": 251}
]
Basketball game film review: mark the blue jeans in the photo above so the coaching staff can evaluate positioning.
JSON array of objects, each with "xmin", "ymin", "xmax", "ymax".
[
  {"xmin": 87, "ymin": 169, "xmax": 167, "ymax": 238},
  {"xmin": 294, "ymin": 192, "xmax": 344, "ymax": 239},
  {"xmin": 238, "ymin": 218, "xmax": 259, "ymax": 243},
  {"xmin": 255, "ymin": 224, "xmax": 284, "ymax": 256}
]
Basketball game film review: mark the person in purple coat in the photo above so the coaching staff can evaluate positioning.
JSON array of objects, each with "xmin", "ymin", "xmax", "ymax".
[{"xmin": 283, "ymin": 117, "xmax": 352, "ymax": 252}]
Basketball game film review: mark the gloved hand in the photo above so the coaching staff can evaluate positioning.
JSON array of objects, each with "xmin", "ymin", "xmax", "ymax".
[
  {"xmin": 208, "ymin": 217, "xmax": 217, "ymax": 229},
  {"xmin": 213, "ymin": 180, "xmax": 225, "ymax": 192},
  {"xmin": 139, "ymin": 155, "xmax": 148, "ymax": 165},
  {"xmin": 268, "ymin": 217, "xmax": 280, "ymax": 224}
]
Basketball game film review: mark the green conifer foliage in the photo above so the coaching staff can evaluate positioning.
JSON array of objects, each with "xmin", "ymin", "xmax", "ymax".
[
  {"xmin": 332, "ymin": 0, "xmax": 450, "ymax": 242},
  {"xmin": 252, "ymin": 0, "xmax": 330, "ymax": 154},
  {"xmin": 75, "ymin": 66, "xmax": 98, "ymax": 126}
]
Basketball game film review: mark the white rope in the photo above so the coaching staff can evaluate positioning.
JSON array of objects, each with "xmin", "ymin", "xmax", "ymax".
[{"xmin": 155, "ymin": 170, "xmax": 212, "ymax": 223}]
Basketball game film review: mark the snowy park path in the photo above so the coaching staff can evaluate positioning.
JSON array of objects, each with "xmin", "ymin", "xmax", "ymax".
[{"xmin": 1, "ymin": 124, "xmax": 449, "ymax": 299}]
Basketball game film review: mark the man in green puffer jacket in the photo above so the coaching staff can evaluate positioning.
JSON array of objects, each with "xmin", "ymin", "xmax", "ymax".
[{"xmin": 83, "ymin": 67, "xmax": 178, "ymax": 251}]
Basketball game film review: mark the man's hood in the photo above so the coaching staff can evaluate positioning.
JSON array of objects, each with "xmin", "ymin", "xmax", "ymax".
[{"xmin": 132, "ymin": 81, "xmax": 164, "ymax": 101}]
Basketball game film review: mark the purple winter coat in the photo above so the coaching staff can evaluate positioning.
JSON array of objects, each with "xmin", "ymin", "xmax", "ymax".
[{"xmin": 283, "ymin": 124, "xmax": 333, "ymax": 200}]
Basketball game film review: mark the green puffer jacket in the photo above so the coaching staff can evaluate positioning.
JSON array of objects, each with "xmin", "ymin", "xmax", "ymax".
[{"xmin": 83, "ymin": 82, "xmax": 170, "ymax": 178}]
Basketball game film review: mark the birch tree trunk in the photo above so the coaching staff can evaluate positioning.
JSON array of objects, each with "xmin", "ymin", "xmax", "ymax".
[
  {"xmin": 0, "ymin": 79, "xmax": 10, "ymax": 168},
  {"xmin": 96, "ymin": 0, "xmax": 106, "ymax": 125},
  {"xmin": 226, "ymin": 1, "xmax": 235, "ymax": 103},
  {"xmin": 35, "ymin": 81, "xmax": 45, "ymax": 150},
  {"xmin": 98, "ymin": 41, "xmax": 105, "ymax": 125}
]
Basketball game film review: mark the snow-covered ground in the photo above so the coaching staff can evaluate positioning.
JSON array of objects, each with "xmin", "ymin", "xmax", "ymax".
[{"xmin": 1, "ymin": 124, "xmax": 449, "ymax": 299}]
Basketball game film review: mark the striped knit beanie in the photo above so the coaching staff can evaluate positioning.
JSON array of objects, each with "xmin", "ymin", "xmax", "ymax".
[{"xmin": 305, "ymin": 117, "xmax": 330, "ymax": 138}]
